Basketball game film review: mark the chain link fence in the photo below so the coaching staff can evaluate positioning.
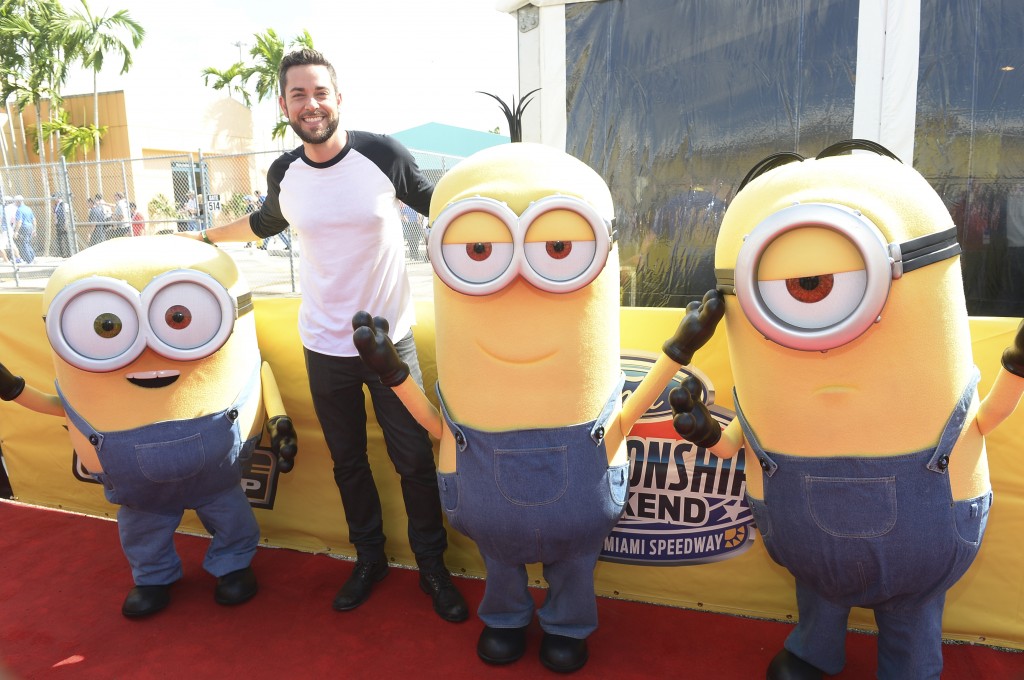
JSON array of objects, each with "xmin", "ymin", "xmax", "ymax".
[{"xmin": 0, "ymin": 147, "xmax": 463, "ymax": 295}]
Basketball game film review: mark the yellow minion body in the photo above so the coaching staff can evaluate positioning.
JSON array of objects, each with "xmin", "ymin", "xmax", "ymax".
[
  {"xmin": 429, "ymin": 143, "xmax": 621, "ymax": 434},
  {"xmin": 712, "ymin": 153, "xmax": 984, "ymax": 499},
  {"xmin": 42, "ymin": 236, "xmax": 264, "ymax": 474}
]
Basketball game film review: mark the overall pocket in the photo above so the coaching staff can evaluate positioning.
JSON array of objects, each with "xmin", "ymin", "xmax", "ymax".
[
  {"xmin": 494, "ymin": 446, "xmax": 568, "ymax": 506},
  {"xmin": 136, "ymin": 433, "xmax": 206, "ymax": 483},
  {"xmin": 805, "ymin": 475, "xmax": 897, "ymax": 538},
  {"xmin": 607, "ymin": 463, "xmax": 629, "ymax": 507}
]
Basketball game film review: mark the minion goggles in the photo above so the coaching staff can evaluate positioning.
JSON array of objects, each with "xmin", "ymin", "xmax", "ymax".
[
  {"xmin": 45, "ymin": 269, "xmax": 253, "ymax": 372},
  {"xmin": 716, "ymin": 202, "xmax": 961, "ymax": 351},
  {"xmin": 427, "ymin": 194, "xmax": 614, "ymax": 295}
]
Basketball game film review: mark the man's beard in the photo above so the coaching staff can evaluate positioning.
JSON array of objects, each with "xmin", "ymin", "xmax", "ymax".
[{"xmin": 289, "ymin": 112, "xmax": 340, "ymax": 145}]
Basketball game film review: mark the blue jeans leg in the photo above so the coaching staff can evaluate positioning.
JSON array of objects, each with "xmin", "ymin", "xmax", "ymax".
[
  {"xmin": 195, "ymin": 486, "xmax": 261, "ymax": 577},
  {"xmin": 786, "ymin": 580, "xmax": 850, "ymax": 675},
  {"xmin": 539, "ymin": 554, "xmax": 601, "ymax": 638},
  {"xmin": 478, "ymin": 555, "xmax": 534, "ymax": 629},
  {"xmin": 874, "ymin": 596, "xmax": 945, "ymax": 680},
  {"xmin": 15, "ymin": 235, "xmax": 32, "ymax": 263},
  {"xmin": 117, "ymin": 505, "xmax": 184, "ymax": 586}
]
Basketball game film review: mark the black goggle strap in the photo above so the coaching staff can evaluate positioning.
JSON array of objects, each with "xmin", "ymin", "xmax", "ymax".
[{"xmin": 890, "ymin": 226, "xmax": 961, "ymax": 278}]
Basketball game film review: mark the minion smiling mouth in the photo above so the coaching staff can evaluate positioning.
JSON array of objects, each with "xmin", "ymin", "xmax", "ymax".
[
  {"xmin": 477, "ymin": 342, "xmax": 558, "ymax": 365},
  {"xmin": 126, "ymin": 370, "xmax": 180, "ymax": 389}
]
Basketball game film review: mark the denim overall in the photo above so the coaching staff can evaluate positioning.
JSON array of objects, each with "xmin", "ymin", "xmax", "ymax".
[
  {"xmin": 739, "ymin": 368, "xmax": 990, "ymax": 679},
  {"xmin": 58, "ymin": 363, "xmax": 263, "ymax": 586},
  {"xmin": 436, "ymin": 375, "xmax": 628, "ymax": 639}
]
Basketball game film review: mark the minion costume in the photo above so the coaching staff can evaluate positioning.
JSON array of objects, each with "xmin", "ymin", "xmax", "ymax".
[
  {"xmin": 352, "ymin": 140, "xmax": 723, "ymax": 673},
  {"xmin": 0, "ymin": 236, "xmax": 297, "ymax": 618},
  {"xmin": 670, "ymin": 140, "xmax": 1024, "ymax": 680},
  {"xmin": 58, "ymin": 361, "xmax": 263, "ymax": 589},
  {"xmin": 436, "ymin": 375, "xmax": 628, "ymax": 640}
]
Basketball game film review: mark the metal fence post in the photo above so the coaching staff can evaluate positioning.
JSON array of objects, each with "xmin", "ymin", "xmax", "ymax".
[{"xmin": 60, "ymin": 157, "xmax": 78, "ymax": 255}]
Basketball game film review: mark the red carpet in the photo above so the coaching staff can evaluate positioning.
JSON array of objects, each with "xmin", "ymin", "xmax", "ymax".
[{"xmin": 0, "ymin": 499, "xmax": 1021, "ymax": 680}]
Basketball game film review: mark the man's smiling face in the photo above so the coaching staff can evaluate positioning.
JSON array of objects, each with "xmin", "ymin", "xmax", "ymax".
[{"xmin": 279, "ymin": 64, "xmax": 341, "ymax": 145}]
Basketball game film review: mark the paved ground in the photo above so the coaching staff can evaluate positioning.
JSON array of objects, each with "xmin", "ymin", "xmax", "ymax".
[{"xmin": 0, "ymin": 244, "xmax": 436, "ymax": 301}]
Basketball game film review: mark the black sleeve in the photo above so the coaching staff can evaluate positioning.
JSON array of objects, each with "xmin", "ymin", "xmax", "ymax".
[
  {"xmin": 349, "ymin": 131, "xmax": 434, "ymax": 216},
  {"xmin": 249, "ymin": 150, "xmax": 297, "ymax": 238}
]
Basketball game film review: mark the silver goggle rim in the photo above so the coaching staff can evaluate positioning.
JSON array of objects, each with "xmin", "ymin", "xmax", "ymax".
[
  {"xmin": 427, "ymin": 194, "xmax": 613, "ymax": 296},
  {"xmin": 45, "ymin": 270, "xmax": 245, "ymax": 372},
  {"xmin": 727, "ymin": 202, "xmax": 956, "ymax": 352}
]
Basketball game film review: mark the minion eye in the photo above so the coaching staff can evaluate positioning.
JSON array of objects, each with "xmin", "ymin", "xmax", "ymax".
[
  {"xmin": 523, "ymin": 208, "xmax": 598, "ymax": 283},
  {"xmin": 56, "ymin": 289, "xmax": 141, "ymax": 362},
  {"xmin": 758, "ymin": 270, "xmax": 868, "ymax": 329},
  {"xmin": 148, "ymin": 281, "xmax": 225, "ymax": 350},
  {"xmin": 439, "ymin": 211, "xmax": 515, "ymax": 285}
]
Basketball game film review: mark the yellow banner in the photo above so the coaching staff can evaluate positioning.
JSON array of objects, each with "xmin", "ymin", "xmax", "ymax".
[{"xmin": 1, "ymin": 293, "xmax": 1022, "ymax": 648}]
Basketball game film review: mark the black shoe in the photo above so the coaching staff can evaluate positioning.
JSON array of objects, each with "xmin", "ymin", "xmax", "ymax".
[
  {"xmin": 122, "ymin": 584, "xmax": 172, "ymax": 619},
  {"xmin": 419, "ymin": 570, "xmax": 469, "ymax": 622},
  {"xmin": 214, "ymin": 566, "xmax": 258, "ymax": 605},
  {"xmin": 539, "ymin": 633, "xmax": 589, "ymax": 673},
  {"xmin": 477, "ymin": 625, "xmax": 528, "ymax": 665},
  {"xmin": 332, "ymin": 560, "xmax": 388, "ymax": 611},
  {"xmin": 766, "ymin": 649, "xmax": 825, "ymax": 680}
]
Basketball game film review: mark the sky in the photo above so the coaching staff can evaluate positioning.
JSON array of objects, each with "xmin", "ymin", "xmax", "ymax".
[{"xmin": 60, "ymin": 0, "xmax": 520, "ymax": 138}]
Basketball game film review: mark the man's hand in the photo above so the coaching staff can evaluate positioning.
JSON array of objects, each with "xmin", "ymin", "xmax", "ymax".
[
  {"xmin": 662, "ymin": 289, "xmax": 726, "ymax": 365},
  {"xmin": 352, "ymin": 311, "xmax": 410, "ymax": 387},
  {"xmin": 267, "ymin": 415, "xmax": 298, "ymax": 473},
  {"xmin": 669, "ymin": 375, "xmax": 722, "ymax": 448},
  {"xmin": 1001, "ymin": 318, "xmax": 1024, "ymax": 378},
  {"xmin": 0, "ymin": 361, "xmax": 25, "ymax": 402}
]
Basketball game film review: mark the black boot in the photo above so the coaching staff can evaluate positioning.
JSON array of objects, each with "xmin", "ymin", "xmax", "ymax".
[
  {"xmin": 332, "ymin": 560, "xmax": 388, "ymax": 611},
  {"xmin": 477, "ymin": 625, "xmax": 528, "ymax": 665},
  {"xmin": 214, "ymin": 566, "xmax": 258, "ymax": 605},
  {"xmin": 539, "ymin": 633, "xmax": 589, "ymax": 673},
  {"xmin": 419, "ymin": 570, "xmax": 469, "ymax": 622},
  {"xmin": 122, "ymin": 584, "xmax": 172, "ymax": 618},
  {"xmin": 766, "ymin": 649, "xmax": 826, "ymax": 680}
]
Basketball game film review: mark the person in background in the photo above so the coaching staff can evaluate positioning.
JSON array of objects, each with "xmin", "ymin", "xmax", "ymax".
[
  {"xmin": 3, "ymin": 196, "xmax": 20, "ymax": 262},
  {"xmin": 87, "ymin": 195, "xmax": 110, "ymax": 246},
  {"xmin": 177, "ymin": 48, "xmax": 468, "ymax": 624},
  {"xmin": 111, "ymin": 192, "xmax": 131, "ymax": 238},
  {"xmin": 399, "ymin": 201, "xmax": 426, "ymax": 262},
  {"xmin": 53, "ymin": 194, "xmax": 73, "ymax": 257},
  {"xmin": 130, "ymin": 202, "xmax": 145, "ymax": 237},
  {"xmin": 243, "ymin": 194, "xmax": 270, "ymax": 250},
  {"xmin": 12, "ymin": 195, "xmax": 34, "ymax": 264},
  {"xmin": 1004, "ymin": 184, "xmax": 1024, "ymax": 316},
  {"xmin": 1, "ymin": 197, "xmax": 16, "ymax": 263},
  {"xmin": 183, "ymin": 192, "xmax": 200, "ymax": 232}
]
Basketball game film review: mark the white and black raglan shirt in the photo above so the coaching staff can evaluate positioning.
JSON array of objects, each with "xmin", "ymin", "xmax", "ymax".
[{"xmin": 249, "ymin": 131, "xmax": 433, "ymax": 357}]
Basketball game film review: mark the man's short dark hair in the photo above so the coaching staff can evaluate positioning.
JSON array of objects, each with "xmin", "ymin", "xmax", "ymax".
[{"xmin": 278, "ymin": 48, "xmax": 338, "ymax": 96}]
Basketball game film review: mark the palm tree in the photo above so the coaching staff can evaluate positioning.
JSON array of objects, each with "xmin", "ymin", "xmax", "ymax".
[
  {"xmin": 36, "ymin": 107, "xmax": 104, "ymax": 160},
  {"xmin": 57, "ymin": 0, "xmax": 143, "ymax": 190},
  {"xmin": 201, "ymin": 62, "xmax": 252, "ymax": 107},
  {"xmin": 0, "ymin": 0, "xmax": 72, "ymax": 252},
  {"xmin": 0, "ymin": 0, "xmax": 69, "ymax": 166},
  {"xmin": 203, "ymin": 28, "xmax": 315, "ymax": 141}
]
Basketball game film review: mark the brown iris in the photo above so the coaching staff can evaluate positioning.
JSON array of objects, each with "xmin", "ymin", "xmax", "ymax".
[
  {"xmin": 546, "ymin": 241, "xmax": 572, "ymax": 259},
  {"xmin": 165, "ymin": 305, "xmax": 192, "ymax": 330},
  {"xmin": 467, "ymin": 242, "xmax": 492, "ymax": 261},
  {"xmin": 94, "ymin": 313, "xmax": 122, "ymax": 338},
  {"xmin": 785, "ymin": 274, "xmax": 834, "ymax": 303}
]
